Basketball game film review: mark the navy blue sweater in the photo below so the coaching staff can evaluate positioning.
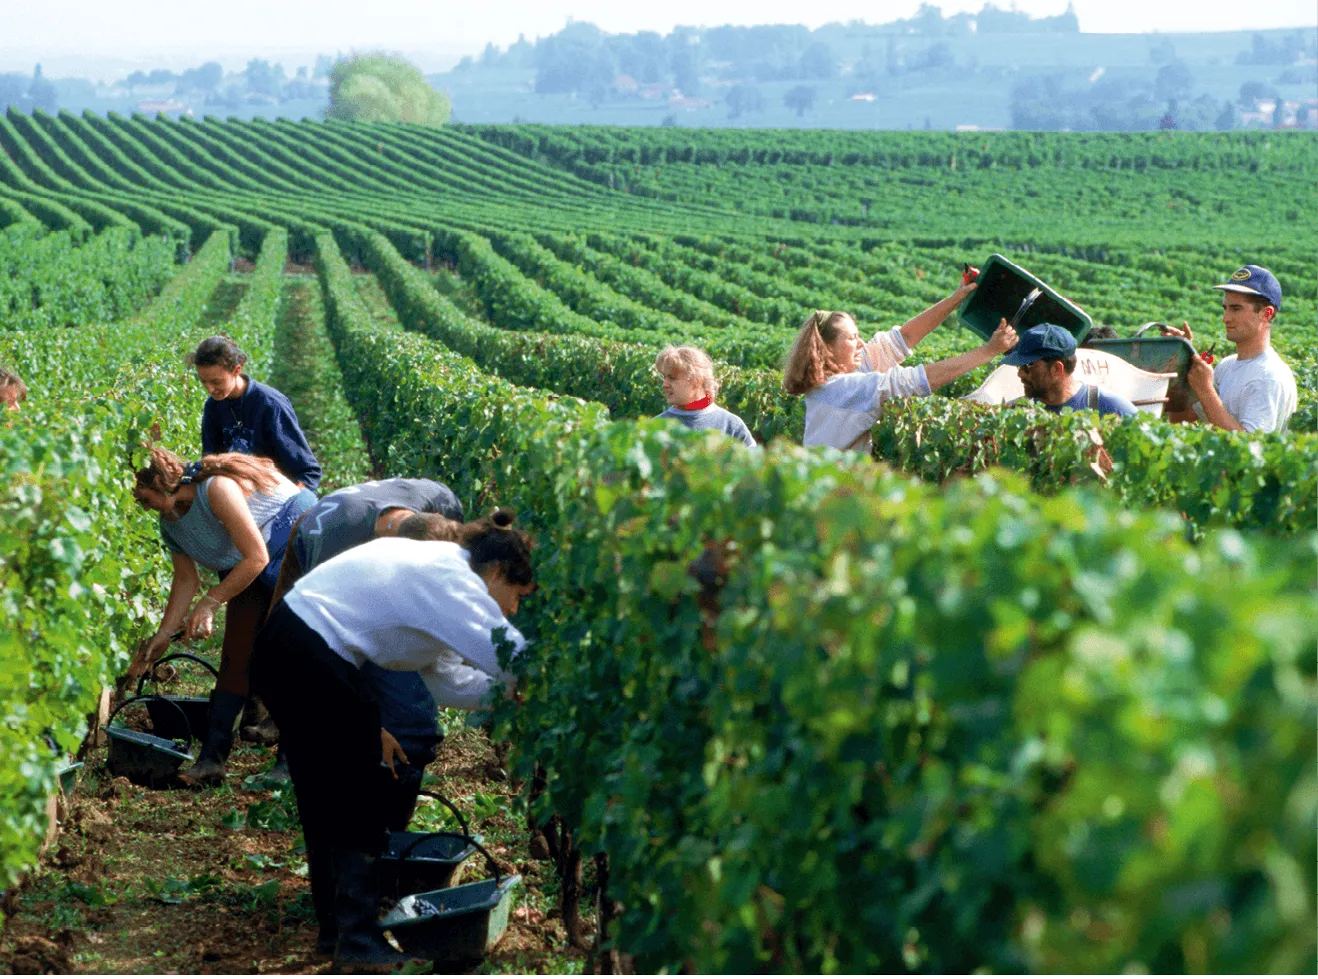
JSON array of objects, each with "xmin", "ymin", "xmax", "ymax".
[{"xmin": 201, "ymin": 376, "xmax": 321, "ymax": 489}]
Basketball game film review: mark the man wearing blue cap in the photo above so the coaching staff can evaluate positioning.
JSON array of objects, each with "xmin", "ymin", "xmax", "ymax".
[
  {"xmin": 1160, "ymin": 265, "xmax": 1297, "ymax": 433},
  {"xmin": 1004, "ymin": 324, "xmax": 1137, "ymax": 417}
]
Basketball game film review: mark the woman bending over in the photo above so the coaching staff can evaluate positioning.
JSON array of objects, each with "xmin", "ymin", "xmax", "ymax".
[
  {"xmin": 251, "ymin": 509, "xmax": 535, "ymax": 968},
  {"xmin": 132, "ymin": 447, "xmax": 316, "ymax": 783}
]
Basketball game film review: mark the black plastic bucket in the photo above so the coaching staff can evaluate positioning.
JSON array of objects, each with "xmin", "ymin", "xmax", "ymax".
[
  {"xmin": 378, "ymin": 791, "xmax": 481, "ymax": 901},
  {"xmin": 105, "ymin": 695, "xmax": 194, "ymax": 788},
  {"xmin": 381, "ymin": 836, "xmax": 520, "ymax": 962},
  {"xmin": 136, "ymin": 653, "xmax": 218, "ymax": 743}
]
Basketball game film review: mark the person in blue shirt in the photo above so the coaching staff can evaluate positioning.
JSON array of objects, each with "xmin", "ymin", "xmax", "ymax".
[
  {"xmin": 1005, "ymin": 324, "xmax": 1138, "ymax": 418},
  {"xmin": 653, "ymin": 345, "xmax": 755, "ymax": 446},
  {"xmin": 192, "ymin": 336, "xmax": 322, "ymax": 490}
]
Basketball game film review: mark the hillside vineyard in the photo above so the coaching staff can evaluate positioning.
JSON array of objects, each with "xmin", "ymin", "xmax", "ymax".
[{"xmin": 1, "ymin": 113, "xmax": 1315, "ymax": 973}]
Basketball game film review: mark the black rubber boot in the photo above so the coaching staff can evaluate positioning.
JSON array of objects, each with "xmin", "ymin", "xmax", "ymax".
[
  {"xmin": 241, "ymin": 695, "xmax": 281, "ymax": 745},
  {"xmin": 332, "ymin": 849, "xmax": 406, "ymax": 971},
  {"xmin": 307, "ymin": 846, "xmax": 338, "ymax": 959},
  {"xmin": 179, "ymin": 690, "xmax": 244, "ymax": 786},
  {"xmin": 265, "ymin": 744, "xmax": 291, "ymax": 783}
]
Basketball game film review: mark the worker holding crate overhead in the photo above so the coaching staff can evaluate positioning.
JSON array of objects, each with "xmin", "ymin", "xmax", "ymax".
[
  {"xmin": 1160, "ymin": 266, "xmax": 1297, "ymax": 433},
  {"xmin": 783, "ymin": 279, "xmax": 1018, "ymax": 452}
]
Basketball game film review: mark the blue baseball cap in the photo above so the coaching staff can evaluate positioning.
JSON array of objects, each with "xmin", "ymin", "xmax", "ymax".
[
  {"xmin": 1214, "ymin": 265, "xmax": 1282, "ymax": 310},
  {"xmin": 1002, "ymin": 323, "xmax": 1076, "ymax": 366}
]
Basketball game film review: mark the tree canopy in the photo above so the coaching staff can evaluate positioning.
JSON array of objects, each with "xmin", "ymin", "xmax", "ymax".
[{"xmin": 327, "ymin": 53, "xmax": 450, "ymax": 126}]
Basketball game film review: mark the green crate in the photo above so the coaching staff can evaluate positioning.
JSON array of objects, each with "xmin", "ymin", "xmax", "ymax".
[{"xmin": 958, "ymin": 254, "xmax": 1092, "ymax": 344}]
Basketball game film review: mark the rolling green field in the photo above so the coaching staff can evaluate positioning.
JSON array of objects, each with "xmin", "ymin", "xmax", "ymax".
[{"xmin": 2, "ymin": 116, "xmax": 1315, "ymax": 973}]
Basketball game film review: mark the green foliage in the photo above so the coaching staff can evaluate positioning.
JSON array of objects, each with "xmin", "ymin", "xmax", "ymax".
[
  {"xmin": 269, "ymin": 276, "xmax": 375, "ymax": 491},
  {"xmin": 0, "ymin": 225, "xmax": 174, "ymax": 330},
  {"xmin": 327, "ymin": 54, "xmax": 451, "ymax": 126},
  {"xmin": 0, "ymin": 229, "xmax": 293, "ymax": 889},
  {"xmin": 312, "ymin": 228, "xmax": 1316, "ymax": 974},
  {"xmin": 356, "ymin": 229, "xmax": 800, "ymax": 442},
  {"xmin": 872, "ymin": 397, "xmax": 1317, "ymax": 535},
  {"xmin": 1, "ymin": 113, "xmax": 1315, "ymax": 974}
]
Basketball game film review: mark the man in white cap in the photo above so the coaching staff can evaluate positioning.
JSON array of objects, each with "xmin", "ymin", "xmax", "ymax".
[{"xmin": 1161, "ymin": 265, "xmax": 1297, "ymax": 433}]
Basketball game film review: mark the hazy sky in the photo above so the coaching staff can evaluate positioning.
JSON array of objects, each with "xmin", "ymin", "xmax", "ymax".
[{"xmin": 2, "ymin": 0, "xmax": 1315, "ymax": 76}]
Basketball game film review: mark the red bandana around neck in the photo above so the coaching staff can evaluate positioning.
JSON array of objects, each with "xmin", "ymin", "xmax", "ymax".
[{"xmin": 682, "ymin": 396, "xmax": 713, "ymax": 411}]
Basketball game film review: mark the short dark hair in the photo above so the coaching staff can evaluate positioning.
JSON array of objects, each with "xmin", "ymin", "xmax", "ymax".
[
  {"xmin": 189, "ymin": 336, "xmax": 248, "ymax": 371},
  {"xmin": 1081, "ymin": 325, "xmax": 1119, "ymax": 347},
  {"xmin": 1241, "ymin": 293, "xmax": 1273, "ymax": 313},
  {"xmin": 1040, "ymin": 354, "xmax": 1078, "ymax": 375}
]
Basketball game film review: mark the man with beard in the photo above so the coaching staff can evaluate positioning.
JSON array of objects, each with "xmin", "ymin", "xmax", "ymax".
[{"xmin": 1004, "ymin": 324, "xmax": 1138, "ymax": 418}]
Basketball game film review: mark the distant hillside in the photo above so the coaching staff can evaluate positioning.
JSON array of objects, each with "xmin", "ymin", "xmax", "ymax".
[{"xmin": 433, "ymin": 12, "xmax": 1318, "ymax": 131}]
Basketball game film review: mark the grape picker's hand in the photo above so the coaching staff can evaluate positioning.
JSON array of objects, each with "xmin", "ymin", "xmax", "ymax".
[
  {"xmin": 951, "ymin": 280, "xmax": 978, "ymax": 304},
  {"xmin": 185, "ymin": 595, "xmax": 221, "ymax": 641},
  {"xmin": 1159, "ymin": 321, "xmax": 1194, "ymax": 346},
  {"xmin": 131, "ymin": 630, "xmax": 174, "ymax": 677},
  {"xmin": 1186, "ymin": 354, "xmax": 1215, "ymax": 397},
  {"xmin": 986, "ymin": 318, "xmax": 1019, "ymax": 356},
  {"xmin": 381, "ymin": 728, "xmax": 409, "ymax": 778}
]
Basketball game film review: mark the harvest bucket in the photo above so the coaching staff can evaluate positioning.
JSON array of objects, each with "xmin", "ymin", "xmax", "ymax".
[
  {"xmin": 381, "ymin": 836, "xmax": 520, "ymax": 962},
  {"xmin": 1092, "ymin": 325, "xmax": 1196, "ymax": 408},
  {"xmin": 105, "ymin": 695, "xmax": 194, "ymax": 788},
  {"xmin": 136, "ymin": 653, "xmax": 218, "ymax": 743},
  {"xmin": 378, "ymin": 792, "xmax": 482, "ymax": 901},
  {"xmin": 959, "ymin": 254, "xmax": 1092, "ymax": 344}
]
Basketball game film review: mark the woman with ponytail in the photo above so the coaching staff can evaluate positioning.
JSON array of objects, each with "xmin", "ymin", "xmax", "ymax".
[
  {"xmin": 132, "ymin": 447, "xmax": 316, "ymax": 784},
  {"xmin": 250, "ymin": 508, "xmax": 536, "ymax": 968},
  {"xmin": 783, "ymin": 281, "xmax": 1018, "ymax": 451}
]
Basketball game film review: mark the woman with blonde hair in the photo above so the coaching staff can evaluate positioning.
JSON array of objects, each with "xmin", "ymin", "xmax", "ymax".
[
  {"xmin": 783, "ymin": 282, "xmax": 1017, "ymax": 451},
  {"xmin": 132, "ymin": 447, "xmax": 316, "ymax": 783},
  {"xmin": 654, "ymin": 345, "xmax": 755, "ymax": 446}
]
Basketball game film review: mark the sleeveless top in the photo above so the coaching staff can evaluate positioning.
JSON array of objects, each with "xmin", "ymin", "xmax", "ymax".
[{"xmin": 160, "ymin": 477, "xmax": 299, "ymax": 572}]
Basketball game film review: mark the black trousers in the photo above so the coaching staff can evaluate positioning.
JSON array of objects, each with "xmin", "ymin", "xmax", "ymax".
[{"xmin": 250, "ymin": 600, "xmax": 388, "ymax": 854}]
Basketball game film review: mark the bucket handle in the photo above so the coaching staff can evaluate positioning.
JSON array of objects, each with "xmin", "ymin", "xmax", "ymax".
[
  {"xmin": 413, "ymin": 789, "xmax": 471, "ymax": 840},
  {"xmin": 406, "ymin": 791, "xmax": 504, "ymax": 888},
  {"xmin": 1009, "ymin": 287, "xmax": 1043, "ymax": 329},
  {"xmin": 107, "ymin": 694, "xmax": 194, "ymax": 744},
  {"xmin": 135, "ymin": 652, "xmax": 220, "ymax": 696},
  {"xmin": 1133, "ymin": 321, "xmax": 1169, "ymax": 338},
  {"xmin": 408, "ymin": 832, "xmax": 503, "ymax": 891}
]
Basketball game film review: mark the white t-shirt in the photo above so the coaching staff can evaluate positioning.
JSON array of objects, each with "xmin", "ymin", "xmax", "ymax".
[
  {"xmin": 284, "ymin": 537, "xmax": 525, "ymax": 710},
  {"xmin": 803, "ymin": 327, "xmax": 929, "ymax": 452},
  {"xmin": 1194, "ymin": 347, "xmax": 1297, "ymax": 433}
]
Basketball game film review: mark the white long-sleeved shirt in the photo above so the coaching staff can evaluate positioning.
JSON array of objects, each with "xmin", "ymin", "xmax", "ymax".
[
  {"xmin": 283, "ymin": 537, "xmax": 525, "ymax": 709},
  {"xmin": 803, "ymin": 327, "xmax": 930, "ymax": 451}
]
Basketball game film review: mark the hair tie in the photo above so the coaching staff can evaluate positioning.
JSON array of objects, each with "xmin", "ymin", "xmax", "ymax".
[{"xmin": 178, "ymin": 461, "xmax": 204, "ymax": 485}]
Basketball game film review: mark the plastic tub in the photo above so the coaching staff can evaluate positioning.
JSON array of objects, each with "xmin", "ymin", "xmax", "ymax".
[
  {"xmin": 136, "ymin": 653, "xmax": 218, "ymax": 743},
  {"xmin": 959, "ymin": 254, "xmax": 1092, "ymax": 344},
  {"xmin": 105, "ymin": 695, "xmax": 194, "ymax": 788},
  {"xmin": 382, "ymin": 872, "xmax": 521, "ymax": 962}
]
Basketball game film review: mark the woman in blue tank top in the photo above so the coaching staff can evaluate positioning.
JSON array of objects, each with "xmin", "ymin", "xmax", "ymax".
[{"xmin": 131, "ymin": 447, "xmax": 315, "ymax": 784}]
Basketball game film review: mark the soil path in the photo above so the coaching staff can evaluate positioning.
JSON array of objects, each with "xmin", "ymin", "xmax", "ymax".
[
  {"xmin": 0, "ymin": 271, "xmax": 591, "ymax": 974},
  {"xmin": 0, "ymin": 688, "xmax": 586, "ymax": 974}
]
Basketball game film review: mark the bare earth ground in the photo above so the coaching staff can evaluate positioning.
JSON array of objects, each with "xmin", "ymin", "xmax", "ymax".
[{"xmin": 0, "ymin": 650, "xmax": 589, "ymax": 975}]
